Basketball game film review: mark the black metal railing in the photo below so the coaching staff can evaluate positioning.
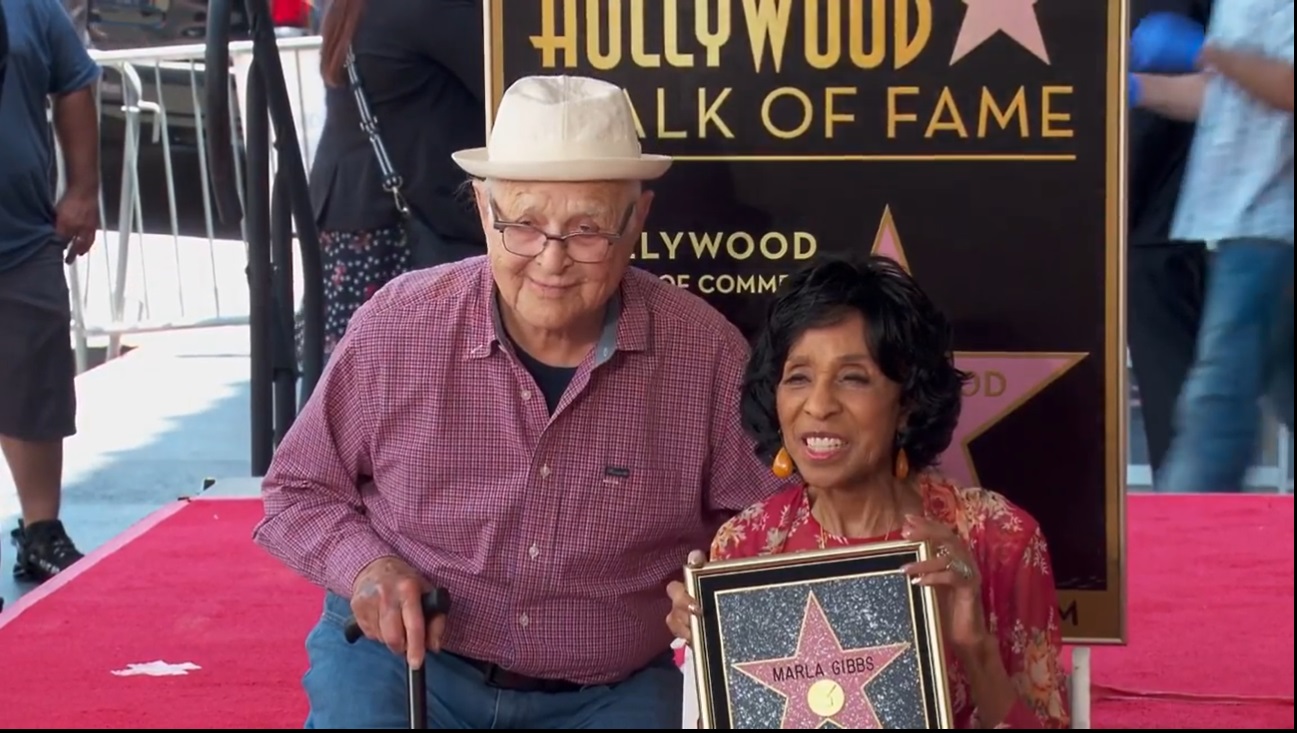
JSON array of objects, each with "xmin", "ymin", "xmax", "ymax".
[{"xmin": 205, "ymin": 0, "xmax": 324, "ymax": 476}]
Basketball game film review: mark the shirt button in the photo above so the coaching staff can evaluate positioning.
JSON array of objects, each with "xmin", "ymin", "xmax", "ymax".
[
  {"xmin": 519, "ymin": 613, "xmax": 530, "ymax": 628},
  {"xmin": 539, "ymin": 464, "xmax": 552, "ymax": 479},
  {"xmin": 521, "ymin": 389, "xmax": 532, "ymax": 402},
  {"xmin": 529, "ymin": 544, "xmax": 540, "ymax": 560}
]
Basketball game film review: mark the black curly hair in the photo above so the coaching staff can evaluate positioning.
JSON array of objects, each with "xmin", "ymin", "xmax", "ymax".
[{"xmin": 740, "ymin": 255, "xmax": 970, "ymax": 472}]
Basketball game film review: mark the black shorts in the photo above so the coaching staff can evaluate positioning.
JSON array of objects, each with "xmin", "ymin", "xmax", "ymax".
[{"xmin": 0, "ymin": 243, "xmax": 77, "ymax": 442}]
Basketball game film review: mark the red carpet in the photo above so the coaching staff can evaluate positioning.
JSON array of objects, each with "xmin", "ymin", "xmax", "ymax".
[
  {"xmin": 1089, "ymin": 494, "xmax": 1294, "ymax": 728},
  {"xmin": 0, "ymin": 498, "xmax": 316, "ymax": 729},
  {"xmin": 0, "ymin": 494, "xmax": 1291, "ymax": 728}
]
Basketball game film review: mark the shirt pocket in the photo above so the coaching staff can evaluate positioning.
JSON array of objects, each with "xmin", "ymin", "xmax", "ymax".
[{"xmin": 560, "ymin": 460, "xmax": 694, "ymax": 562}]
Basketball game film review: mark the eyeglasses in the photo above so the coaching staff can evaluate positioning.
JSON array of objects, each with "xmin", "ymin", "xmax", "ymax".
[{"xmin": 490, "ymin": 201, "xmax": 636, "ymax": 264}]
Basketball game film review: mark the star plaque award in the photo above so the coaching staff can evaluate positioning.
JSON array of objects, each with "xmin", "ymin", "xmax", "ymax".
[{"xmin": 685, "ymin": 541, "xmax": 954, "ymax": 729}]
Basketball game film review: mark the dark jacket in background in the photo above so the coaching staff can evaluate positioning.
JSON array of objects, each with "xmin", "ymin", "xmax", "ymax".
[
  {"xmin": 1, "ymin": 1, "xmax": 8, "ymax": 99},
  {"xmin": 1128, "ymin": 0, "xmax": 1214, "ymax": 246},
  {"xmin": 1126, "ymin": 0, "xmax": 1215, "ymax": 476},
  {"xmin": 309, "ymin": 0, "xmax": 485, "ymax": 250}
]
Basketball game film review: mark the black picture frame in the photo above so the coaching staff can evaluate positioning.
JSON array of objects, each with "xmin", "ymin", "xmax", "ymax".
[{"xmin": 685, "ymin": 541, "xmax": 954, "ymax": 729}]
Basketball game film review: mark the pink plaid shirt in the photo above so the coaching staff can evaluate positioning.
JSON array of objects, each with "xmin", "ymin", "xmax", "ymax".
[{"xmin": 254, "ymin": 257, "xmax": 785, "ymax": 685}]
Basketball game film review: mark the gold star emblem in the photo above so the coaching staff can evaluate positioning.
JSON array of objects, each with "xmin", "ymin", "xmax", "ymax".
[{"xmin": 870, "ymin": 207, "xmax": 1086, "ymax": 487}]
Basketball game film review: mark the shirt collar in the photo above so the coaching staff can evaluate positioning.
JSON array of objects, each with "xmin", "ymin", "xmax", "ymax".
[{"xmin": 463, "ymin": 264, "xmax": 653, "ymax": 362}]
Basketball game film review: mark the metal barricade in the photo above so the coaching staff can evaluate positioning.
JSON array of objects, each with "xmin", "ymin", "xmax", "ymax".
[{"xmin": 56, "ymin": 36, "xmax": 323, "ymax": 373}]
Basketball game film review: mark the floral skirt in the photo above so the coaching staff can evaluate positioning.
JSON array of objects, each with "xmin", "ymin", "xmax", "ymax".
[{"xmin": 296, "ymin": 224, "xmax": 410, "ymax": 361}]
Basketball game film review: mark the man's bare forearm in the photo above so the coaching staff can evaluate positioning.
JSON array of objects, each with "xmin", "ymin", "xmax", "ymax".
[
  {"xmin": 1134, "ymin": 72, "xmax": 1209, "ymax": 122},
  {"xmin": 1201, "ymin": 46, "xmax": 1295, "ymax": 112},
  {"xmin": 52, "ymin": 86, "xmax": 99, "ymax": 197}
]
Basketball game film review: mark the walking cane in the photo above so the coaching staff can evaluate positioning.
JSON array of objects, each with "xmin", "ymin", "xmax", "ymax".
[{"xmin": 344, "ymin": 588, "xmax": 452, "ymax": 729}]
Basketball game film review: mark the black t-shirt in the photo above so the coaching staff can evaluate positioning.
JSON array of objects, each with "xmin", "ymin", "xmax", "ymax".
[
  {"xmin": 1128, "ymin": 0, "xmax": 1215, "ymax": 247},
  {"xmin": 513, "ymin": 346, "xmax": 577, "ymax": 416}
]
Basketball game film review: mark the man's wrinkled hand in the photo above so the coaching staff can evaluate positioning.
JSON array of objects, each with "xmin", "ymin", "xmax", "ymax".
[
  {"xmin": 55, "ymin": 189, "xmax": 99, "ymax": 263},
  {"xmin": 349, "ymin": 557, "xmax": 444, "ymax": 669}
]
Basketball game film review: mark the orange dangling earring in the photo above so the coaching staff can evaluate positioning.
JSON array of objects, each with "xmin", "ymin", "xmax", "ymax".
[
  {"xmin": 893, "ymin": 448, "xmax": 910, "ymax": 480},
  {"xmin": 772, "ymin": 447, "xmax": 795, "ymax": 479}
]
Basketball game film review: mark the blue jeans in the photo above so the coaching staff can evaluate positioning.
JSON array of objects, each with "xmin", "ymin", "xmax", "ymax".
[
  {"xmin": 301, "ymin": 593, "xmax": 683, "ymax": 729},
  {"xmin": 1158, "ymin": 238, "xmax": 1294, "ymax": 493}
]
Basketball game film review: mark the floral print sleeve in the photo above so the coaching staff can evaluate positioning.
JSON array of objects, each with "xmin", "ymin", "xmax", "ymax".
[
  {"xmin": 709, "ymin": 486, "xmax": 803, "ymax": 561},
  {"xmin": 980, "ymin": 514, "xmax": 1071, "ymax": 729}
]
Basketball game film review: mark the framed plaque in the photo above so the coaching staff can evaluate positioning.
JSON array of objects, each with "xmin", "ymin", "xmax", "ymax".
[{"xmin": 685, "ymin": 541, "xmax": 954, "ymax": 729}]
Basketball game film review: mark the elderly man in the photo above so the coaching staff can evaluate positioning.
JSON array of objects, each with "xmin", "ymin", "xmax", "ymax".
[{"xmin": 254, "ymin": 75, "xmax": 784, "ymax": 728}]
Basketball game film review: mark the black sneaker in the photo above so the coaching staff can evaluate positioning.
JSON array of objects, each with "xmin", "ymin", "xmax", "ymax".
[{"xmin": 11, "ymin": 519, "xmax": 84, "ymax": 583}]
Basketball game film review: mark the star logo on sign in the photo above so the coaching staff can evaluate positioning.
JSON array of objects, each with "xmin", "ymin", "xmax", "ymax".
[
  {"xmin": 732, "ymin": 591, "xmax": 909, "ymax": 729},
  {"xmin": 950, "ymin": 0, "xmax": 1051, "ymax": 65},
  {"xmin": 871, "ymin": 207, "xmax": 1085, "ymax": 488}
]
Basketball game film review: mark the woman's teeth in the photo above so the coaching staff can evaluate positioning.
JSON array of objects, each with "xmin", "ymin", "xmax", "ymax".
[{"xmin": 805, "ymin": 437, "xmax": 843, "ymax": 451}]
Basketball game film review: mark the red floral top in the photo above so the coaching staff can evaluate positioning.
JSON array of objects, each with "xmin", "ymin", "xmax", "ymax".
[{"xmin": 709, "ymin": 471, "xmax": 1071, "ymax": 729}]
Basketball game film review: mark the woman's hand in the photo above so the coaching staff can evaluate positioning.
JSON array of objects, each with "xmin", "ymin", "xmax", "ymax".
[
  {"xmin": 665, "ymin": 550, "xmax": 707, "ymax": 644},
  {"xmin": 901, "ymin": 515, "xmax": 992, "ymax": 658}
]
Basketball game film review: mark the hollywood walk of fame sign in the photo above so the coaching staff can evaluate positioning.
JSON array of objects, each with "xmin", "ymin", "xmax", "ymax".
[
  {"xmin": 483, "ymin": 0, "xmax": 1128, "ymax": 643},
  {"xmin": 684, "ymin": 541, "xmax": 953, "ymax": 729}
]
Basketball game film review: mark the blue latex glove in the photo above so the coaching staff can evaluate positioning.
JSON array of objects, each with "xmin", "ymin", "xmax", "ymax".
[
  {"xmin": 1128, "ymin": 73, "xmax": 1142, "ymax": 107},
  {"xmin": 1130, "ymin": 12, "xmax": 1206, "ymax": 74}
]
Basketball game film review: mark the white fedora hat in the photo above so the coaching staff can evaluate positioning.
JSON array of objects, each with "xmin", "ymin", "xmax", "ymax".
[{"xmin": 452, "ymin": 75, "xmax": 673, "ymax": 182}]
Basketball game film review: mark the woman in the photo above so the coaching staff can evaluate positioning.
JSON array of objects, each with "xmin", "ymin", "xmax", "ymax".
[
  {"xmin": 309, "ymin": 0, "xmax": 486, "ymax": 357},
  {"xmin": 667, "ymin": 256, "xmax": 1070, "ymax": 729}
]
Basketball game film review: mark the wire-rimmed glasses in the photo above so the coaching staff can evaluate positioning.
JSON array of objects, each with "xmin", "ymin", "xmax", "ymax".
[{"xmin": 490, "ymin": 201, "xmax": 636, "ymax": 264}]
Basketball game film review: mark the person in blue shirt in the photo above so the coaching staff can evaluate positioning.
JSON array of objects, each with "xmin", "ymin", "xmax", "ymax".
[
  {"xmin": 0, "ymin": 0, "xmax": 100, "ymax": 582},
  {"xmin": 1130, "ymin": 2, "xmax": 1294, "ymax": 492}
]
